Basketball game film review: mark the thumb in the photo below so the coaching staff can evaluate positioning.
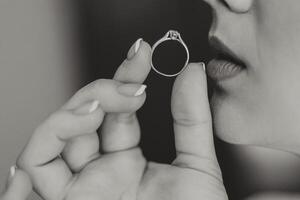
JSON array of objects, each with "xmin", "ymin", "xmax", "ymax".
[
  {"xmin": 1, "ymin": 166, "xmax": 32, "ymax": 200},
  {"xmin": 171, "ymin": 63, "xmax": 222, "ymax": 180}
]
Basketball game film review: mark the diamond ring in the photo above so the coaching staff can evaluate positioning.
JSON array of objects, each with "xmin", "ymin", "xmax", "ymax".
[{"xmin": 151, "ymin": 30, "xmax": 190, "ymax": 77}]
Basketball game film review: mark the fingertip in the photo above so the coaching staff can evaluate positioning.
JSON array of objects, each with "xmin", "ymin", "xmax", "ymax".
[
  {"xmin": 122, "ymin": 89, "xmax": 147, "ymax": 113},
  {"xmin": 175, "ymin": 63, "xmax": 208, "ymax": 96},
  {"xmin": 117, "ymin": 83, "xmax": 147, "ymax": 97},
  {"xmin": 131, "ymin": 40, "xmax": 152, "ymax": 72},
  {"xmin": 115, "ymin": 40, "xmax": 152, "ymax": 83},
  {"xmin": 127, "ymin": 38, "xmax": 143, "ymax": 60},
  {"xmin": 71, "ymin": 107, "xmax": 105, "ymax": 134},
  {"xmin": 126, "ymin": 39, "xmax": 152, "ymax": 63},
  {"xmin": 173, "ymin": 62, "xmax": 206, "ymax": 92},
  {"xmin": 139, "ymin": 41, "xmax": 152, "ymax": 66},
  {"xmin": 134, "ymin": 39, "xmax": 151, "ymax": 55},
  {"xmin": 196, "ymin": 62, "xmax": 206, "ymax": 72},
  {"xmin": 139, "ymin": 40, "xmax": 152, "ymax": 56},
  {"xmin": 180, "ymin": 62, "xmax": 206, "ymax": 79},
  {"xmin": 72, "ymin": 100, "xmax": 100, "ymax": 115}
]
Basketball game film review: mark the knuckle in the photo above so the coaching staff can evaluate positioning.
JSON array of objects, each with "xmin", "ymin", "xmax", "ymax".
[
  {"xmin": 92, "ymin": 79, "xmax": 117, "ymax": 96},
  {"xmin": 173, "ymin": 107, "xmax": 211, "ymax": 127},
  {"xmin": 174, "ymin": 155, "xmax": 223, "ymax": 182},
  {"xmin": 16, "ymin": 153, "xmax": 30, "ymax": 171},
  {"xmin": 16, "ymin": 111, "xmax": 65, "ymax": 170},
  {"xmin": 32, "ymin": 110, "xmax": 68, "ymax": 142},
  {"xmin": 93, "ymin": 78, "xmax": 107, "ymax": 88},
  {"xmin": 76, "ymin": 78, "xmax": 109, "ymax": 97},
  {"xmin": 174, "ymin": 116, "xmax": 211, "ymax": 128},
  {"xmin": 93, "ymin": 78, "xmax": 113, "ymax": 91}
]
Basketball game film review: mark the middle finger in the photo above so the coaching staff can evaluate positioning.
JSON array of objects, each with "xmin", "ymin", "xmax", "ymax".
[{"xmin": 101, "ymin": 39, "xmax": 152, "ymax": 153}]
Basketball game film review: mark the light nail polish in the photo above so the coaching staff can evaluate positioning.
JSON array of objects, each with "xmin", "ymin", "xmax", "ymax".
[
  {"xmin": 9, "ymin": 165, "xmax": 16, "ymax": 179},
  {"xmin": 88, "ymin": 100, "xmax": 99, "ymax": 113},
  {"xmin": 117, "ymin": 83, "xmax": 147, "ymax": 97},
  {"xmin": 199, "ymin": 62, "xmax": 206, "ymax": 71},
  {"xmin": 127, "ymin": 38, "xmax": 143, "ymax": 60},
  {"xmin": 134, "ymin": 38, "xmax": 143, "ymax": 54},
  {"xmin": 134, "ymin": 85, "xmax": 147, "ymax": 96}
]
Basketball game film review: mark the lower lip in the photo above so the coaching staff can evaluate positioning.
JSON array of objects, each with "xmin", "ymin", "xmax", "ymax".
[{"xmin": 207, "ymin": 59, "xmax": 244, "ymax": 81}]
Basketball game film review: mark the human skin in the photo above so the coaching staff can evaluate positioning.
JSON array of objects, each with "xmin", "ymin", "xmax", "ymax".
[
  {"xmin": 15, "ymin": 40, "xmax": 228, "ymax": 200},
  {"xmin": 8, "ymin": 0, "xmax": 300, "ymax": 199},
  {"xmin": 0, "ymin": 167, "xmax": 32, "ymax": 200},
  {"xmin": 204, "ymin": 0, "xmax": 300, "ymax": 153}
]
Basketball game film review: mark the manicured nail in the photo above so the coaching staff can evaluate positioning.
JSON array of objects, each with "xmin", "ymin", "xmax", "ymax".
[
  {"xmin": 134, "ymin": 38, "xmax": 143, "ymax": 53},
  {"xmin": 127, "ymin": 38, "xmax": 143, "ymax": 60},
  {"xmin": 198, "ymin": 62, "xmax": 206, "ymax": 71},
  {"xmin": 88, "ymin": 100, "xmax": 100, "ymax": 113},
  {"xmin": 117, "ymin": 83, "xmax": 147, "ymax": 97},
  {"xmin": 74, "ymin": 100, "xmax": 99, "ymax": 115},
  {"xmin": 134, "ymin": 85, "xmax": 147, "ymax": 96},
  {"xmin": 9, "ymin": 165, "xmax": 16, "ymax": 180}
]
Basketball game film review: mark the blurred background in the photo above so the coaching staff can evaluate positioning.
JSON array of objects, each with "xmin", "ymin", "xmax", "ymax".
[{"xmin": 1, "ymin": 0, "xmax": 300, "ymax": 199}]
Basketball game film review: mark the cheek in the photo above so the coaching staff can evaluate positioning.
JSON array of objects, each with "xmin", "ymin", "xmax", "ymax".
[
  {"xmin": 258, "ymin": 70, "xmax": 300, "ymax": 149},
  {"xmin": 255, "ymin": 0, "xmax": 300, "ymax": 71}
]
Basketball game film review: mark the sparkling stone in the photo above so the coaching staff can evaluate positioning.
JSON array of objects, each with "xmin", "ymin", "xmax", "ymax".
[{"xmin": 168, "ymin": 30, "xmax": 180, "ymax": 40}]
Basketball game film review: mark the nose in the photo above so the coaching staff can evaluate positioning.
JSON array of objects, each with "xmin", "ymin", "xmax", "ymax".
[{"xmin": 203, "ymin": 0, "xmax": 253, "ymax": 13}]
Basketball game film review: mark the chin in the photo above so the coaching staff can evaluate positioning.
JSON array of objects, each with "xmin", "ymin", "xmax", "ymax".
[
  {"xmin": 210, "ymin": 94, "xmax": 261, "ymax": 146},
  {"xmin": 211, "ymin": 94, "xmax": 300, "ymax": 154}
]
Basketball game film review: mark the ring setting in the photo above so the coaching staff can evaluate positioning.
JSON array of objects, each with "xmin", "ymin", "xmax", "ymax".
[{"xmin": 151, "ymin": 30, "xmax": 190, "ymax": 77}]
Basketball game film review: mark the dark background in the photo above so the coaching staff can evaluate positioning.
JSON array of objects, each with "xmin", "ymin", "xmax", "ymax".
[
  {"xmin": 73, "ymin": 0, "xmax": 213, "ymax": 162},
  {"xmin": 65, "ymin": 1, "xmax": 300, "ymax": 199}
]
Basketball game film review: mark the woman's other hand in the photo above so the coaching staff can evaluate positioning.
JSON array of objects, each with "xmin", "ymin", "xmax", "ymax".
[{"xmin": 16, "ymin": 38, "xmax": 228, "ymax": 200}]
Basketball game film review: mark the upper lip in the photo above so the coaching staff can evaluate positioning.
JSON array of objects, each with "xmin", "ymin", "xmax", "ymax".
[{"xmin": 208, "ymin": 36, "xmax": 246, "ymax": 68}]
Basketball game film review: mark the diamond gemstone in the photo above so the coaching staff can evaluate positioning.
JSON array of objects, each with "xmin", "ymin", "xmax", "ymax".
[{"xmin": 168, "ymin": 30, "xmax": 180, "ymax": 40}]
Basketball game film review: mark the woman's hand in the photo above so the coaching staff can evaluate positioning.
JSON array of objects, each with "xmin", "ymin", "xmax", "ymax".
[
  {"xmin": 16, "ymin": 39, "xmax": 228, "ymax": 200},
  {"xmin": 0, "ymin": 166, "xmax": 32, "ymax": 200}
]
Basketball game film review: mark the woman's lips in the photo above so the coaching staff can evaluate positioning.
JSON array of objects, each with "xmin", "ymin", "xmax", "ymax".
[
  {"xmin": 206, "ymin": 58, "xmax": 244, "ymax": 81},
  {"xmin": 207, "ymin": 36, "xmax": 246, "ymax": 82}
]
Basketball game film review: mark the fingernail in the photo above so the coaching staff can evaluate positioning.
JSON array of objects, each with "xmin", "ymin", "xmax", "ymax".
[
  {"xmin": 117, "ymin": 83, "xmax": 147, "ymax": 97},
  {"xmin": 134, "ymin": 85, "xmax": 147, "ymax": 96},
  {"xmin": 198, "ymin": 62, "xmax": 206, "ymax": 71},
  {"xmin": 6, "ymin": 165, "xmax": 16, "ymax": 187},
  {"xmin": 74, "ymin": 100, "xmax": 99, "ymax": 115},
  {"xmin": 127, "ymin": 38, "xmax": 143, "ymax": 60},
  {"xmin": 9, "ymin": 165, "xmax": 16, "ymax": 182},
  {"xmin": 134, "ymin": 38, "xmax": 142, "ymax": 53},
  {"xmin": 88, "ymin": 100, "xmax": 100, "ymax": 113}
]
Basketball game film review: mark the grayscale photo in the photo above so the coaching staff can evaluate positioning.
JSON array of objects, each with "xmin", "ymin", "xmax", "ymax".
[{"xmin": 1, "ymin": 0, "xmax": 300, "ymax": 200}]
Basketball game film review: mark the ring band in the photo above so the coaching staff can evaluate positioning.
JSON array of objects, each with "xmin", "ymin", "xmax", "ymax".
[{"xmin": 151, "ymin": 30, "xmax": 190, "ymax": 77}]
